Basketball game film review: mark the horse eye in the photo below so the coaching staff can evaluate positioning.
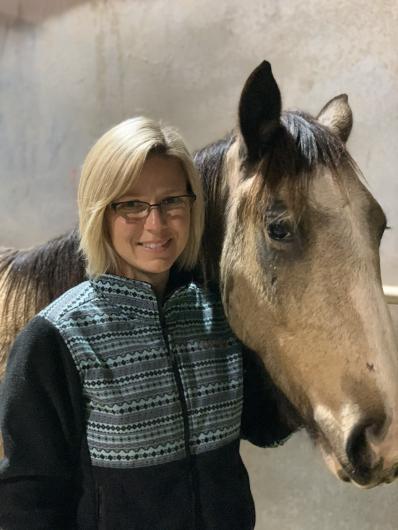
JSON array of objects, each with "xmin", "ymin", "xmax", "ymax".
[{"xmin": 267, "ymin": 221, "xmax": 293, "ymax": 241}]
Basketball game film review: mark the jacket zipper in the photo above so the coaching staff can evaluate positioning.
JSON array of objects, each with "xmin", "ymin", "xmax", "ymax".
[{"xmin": 157, "ymin": 300, "xmax": 198, "ymax": 530}]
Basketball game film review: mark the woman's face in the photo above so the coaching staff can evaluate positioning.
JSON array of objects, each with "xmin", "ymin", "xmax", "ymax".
[{"xmin": 107, "ymin": 155, "xmax": 191, "ymax": 293}]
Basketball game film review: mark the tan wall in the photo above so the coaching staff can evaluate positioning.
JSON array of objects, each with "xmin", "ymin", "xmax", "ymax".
[{"xmin": 1, "ymin": 1, "xmax": 397, "ymax": 528}]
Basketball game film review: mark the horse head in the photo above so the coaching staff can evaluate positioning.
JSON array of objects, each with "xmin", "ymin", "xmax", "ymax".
[{"xmin": 218, "ymin": 61, "xmax": 398, "ymax": 488}]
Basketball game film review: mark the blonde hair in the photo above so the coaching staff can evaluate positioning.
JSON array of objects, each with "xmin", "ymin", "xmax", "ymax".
[{"xmin": 78, "ymin": 117, "xmax": 204, "ymax": 277}]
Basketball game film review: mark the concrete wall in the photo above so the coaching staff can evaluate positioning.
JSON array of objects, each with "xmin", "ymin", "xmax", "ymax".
[{"xmin": 1, "ymin": 1, "xmax": 397, "ymax": 528}]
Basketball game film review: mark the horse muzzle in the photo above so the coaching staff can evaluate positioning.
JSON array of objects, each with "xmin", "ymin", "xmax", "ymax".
[{"xmin": 319, "ymin": 414, "xmax": 398, "ymax": 488}]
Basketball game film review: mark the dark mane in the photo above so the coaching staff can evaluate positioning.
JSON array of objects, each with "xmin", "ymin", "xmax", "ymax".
[
  {"xmin": 194, "ymin": 132, "xmax": 235, "ymax": 201},
  {"xmin": 194, "ymin": 132, "xmax": 235, "ymax": 282}
]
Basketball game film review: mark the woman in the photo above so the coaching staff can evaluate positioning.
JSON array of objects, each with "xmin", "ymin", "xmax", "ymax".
[{"xmin": 0, "ymin": 117, "xmax": 290, "ymax": 530}]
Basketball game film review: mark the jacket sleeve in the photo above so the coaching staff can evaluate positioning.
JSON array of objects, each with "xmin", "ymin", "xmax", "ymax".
[
  {"xmin": 0, "ymin": 316, "xmax": 85, "ymax": 530},
  {"xmin": 240, "ymin": 346, "xmax": 298, "ymax": 447}
]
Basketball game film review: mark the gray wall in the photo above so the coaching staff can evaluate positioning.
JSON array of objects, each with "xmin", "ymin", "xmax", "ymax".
[{"xmin": 1, "ymin": 1, "xmax": 397, "ymax": 528}]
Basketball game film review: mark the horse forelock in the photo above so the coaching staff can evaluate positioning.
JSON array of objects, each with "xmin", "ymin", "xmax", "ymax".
[{"xmin": 242, "ymin": 111, "xmax": 361, "ymax": 222}]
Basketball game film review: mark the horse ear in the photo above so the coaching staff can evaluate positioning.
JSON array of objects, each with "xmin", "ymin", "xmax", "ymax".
[
  {"xmin": 317, "ymin": 94, "xmax": 353, "ymax": 143},
  {"xmin": 238, "ymin": 61, "xmax": 282, "ymax": 162}
]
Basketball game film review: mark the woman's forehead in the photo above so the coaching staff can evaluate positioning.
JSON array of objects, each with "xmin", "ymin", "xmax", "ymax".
[{"xmin": 122, "ymin": 155, "xmax": 188, "ymax": 197}]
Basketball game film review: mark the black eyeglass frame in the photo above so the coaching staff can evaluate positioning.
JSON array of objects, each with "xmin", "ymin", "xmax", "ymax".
[{"xmin": 110, "ymin": 194, "xmax": 196, "ymax": 220}]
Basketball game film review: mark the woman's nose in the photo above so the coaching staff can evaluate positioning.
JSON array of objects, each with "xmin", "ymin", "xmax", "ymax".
[{"xmin": 144, "ymin": 205, "xmax": 167, "ymax": 227}]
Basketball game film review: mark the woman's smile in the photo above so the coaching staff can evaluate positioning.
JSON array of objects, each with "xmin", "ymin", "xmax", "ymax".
[{"xmin": 137, "ymin": 238, "xmax": 172, "ymax": 251}]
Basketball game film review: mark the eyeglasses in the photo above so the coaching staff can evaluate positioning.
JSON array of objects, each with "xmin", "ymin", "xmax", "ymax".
[{"xmin": 110, "ymin": 194, "xmax": 196, "ymax": 221}]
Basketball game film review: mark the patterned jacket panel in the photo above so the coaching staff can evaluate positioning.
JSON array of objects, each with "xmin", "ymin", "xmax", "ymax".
[
  {"xmin": 40, "ymin": 275, "xmax": 243, "ymax": 469},
  {"xmin": 164, "ymin": 287, "xmax": 243, "ymax": 455}
]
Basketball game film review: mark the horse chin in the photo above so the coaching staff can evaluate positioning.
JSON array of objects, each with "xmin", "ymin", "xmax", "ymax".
[
  {"xmin": 318, "ymin": 444, "xmax": 370, "ymax": 487},
  {"xmin": 318, "ymin": 445, "xmax": 363, "ymax": 485}
]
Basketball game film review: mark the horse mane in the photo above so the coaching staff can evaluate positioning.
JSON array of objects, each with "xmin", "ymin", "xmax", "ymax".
[
  {"xmin": 194, "ymin": 132, "xmax": 235, "ymax": 282},
  {"xmin": 0, "ymin": 229, "xmax": 85, "ymax": 378}
]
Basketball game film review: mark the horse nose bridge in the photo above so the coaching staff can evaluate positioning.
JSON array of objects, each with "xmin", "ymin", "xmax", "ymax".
[{"xmin": 348, "ymin": 276, "xmax": 398, "ymax": 379}]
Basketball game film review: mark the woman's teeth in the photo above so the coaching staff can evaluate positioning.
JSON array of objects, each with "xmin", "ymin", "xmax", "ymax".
[{"xmin": 140, "ymin": 240, "xmax": 169, "ymax": 249}]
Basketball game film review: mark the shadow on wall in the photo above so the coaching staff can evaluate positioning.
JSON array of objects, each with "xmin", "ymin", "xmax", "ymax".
[{"xmin": 0, "ymin": 0, "xmax": 90, "ymax": 24}]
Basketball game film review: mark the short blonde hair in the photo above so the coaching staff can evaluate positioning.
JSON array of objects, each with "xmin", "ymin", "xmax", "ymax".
[{"xmin": 78, "ymin": 117, "xmax": 204, "ymax": 277}]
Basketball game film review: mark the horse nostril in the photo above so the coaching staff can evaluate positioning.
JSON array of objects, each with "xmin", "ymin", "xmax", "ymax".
[
  {"xmin": 345, "ymin": 417, "xmax": 385, "ymax": 483},
  {"xmin": 346, "ymin": 423, "xmax": 369, "ymax": 472}
]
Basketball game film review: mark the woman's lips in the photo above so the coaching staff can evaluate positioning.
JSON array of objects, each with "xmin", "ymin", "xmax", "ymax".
[{"xmin": 138, "ymin": 239, "xmax": 171, "ymax": 251}]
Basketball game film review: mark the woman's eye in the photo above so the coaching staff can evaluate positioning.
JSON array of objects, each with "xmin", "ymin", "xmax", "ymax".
[
  {"xmin": 267, "ymin": 221, "xmax": 293, "ymax": 241},
  {"xmin": 123, "ymin": 201, "xmax": 147, "ymax": 212},
  {"xmin": 162, "ymin": 196, "xmax": 183, "ymax": 206}
]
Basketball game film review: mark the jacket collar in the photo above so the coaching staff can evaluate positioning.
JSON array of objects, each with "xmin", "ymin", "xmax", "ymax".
[{"xmin": 90, "ymin": 268, "xmax": 194, "ymax": 307}]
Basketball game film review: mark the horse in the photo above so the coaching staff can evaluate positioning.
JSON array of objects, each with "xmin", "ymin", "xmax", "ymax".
[{"xmin": 1, "ymin": 61, "xmax": 397, "ymax": 488}]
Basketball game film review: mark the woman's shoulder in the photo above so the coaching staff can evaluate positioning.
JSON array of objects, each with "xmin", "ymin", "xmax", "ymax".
[{"xmin": 39, "ymin": 279, "xmax": 98, "ymax": 326}]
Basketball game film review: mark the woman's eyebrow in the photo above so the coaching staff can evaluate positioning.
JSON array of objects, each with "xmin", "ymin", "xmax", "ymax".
[{"xmin": 120, "ymin": 188, "xmax": 187, "ymax": 199}]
